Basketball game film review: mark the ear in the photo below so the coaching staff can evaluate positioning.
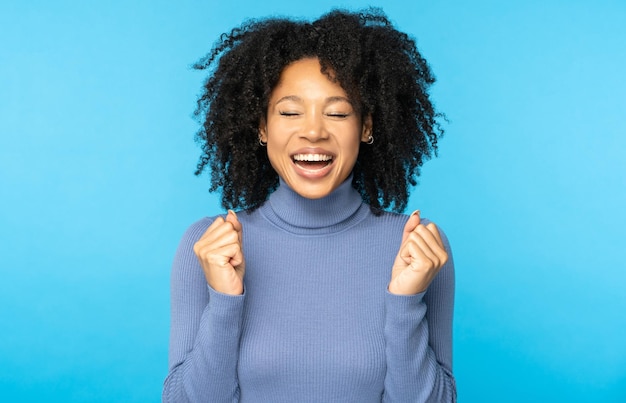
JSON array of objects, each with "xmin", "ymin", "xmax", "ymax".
[
  {"xmin": 258, "ymin": 118, "xmax": 268, "ymax": 143},
  {"xmin": 360, "ymin": 114, "xmax": 373, "ymax": 143}
]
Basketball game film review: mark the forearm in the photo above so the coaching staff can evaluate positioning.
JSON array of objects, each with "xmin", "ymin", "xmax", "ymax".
[
  {"xmin": 382, "ymin": 292, "xmax": 456, "ymax": 403},
  {"xmin": 163, "ymin": 287, "xmax": 244, "ymax": 402},
  {"xmin": 164, "ymin": 219, "xmax": 245, "ymax": 402},
  {"xmin": 383, "ymin": 232, "xmax": 456, "ymax": 403}
]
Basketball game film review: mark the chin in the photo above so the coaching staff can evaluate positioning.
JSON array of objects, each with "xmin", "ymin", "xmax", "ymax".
[{"xmin": 289, "ymin": 183, "xmax": 336, "ymax": 200}]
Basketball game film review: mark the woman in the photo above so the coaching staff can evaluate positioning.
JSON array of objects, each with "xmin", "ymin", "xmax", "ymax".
[{"xmin": 163, "ymin": 8, "xmax": 456, "ymax": 402}]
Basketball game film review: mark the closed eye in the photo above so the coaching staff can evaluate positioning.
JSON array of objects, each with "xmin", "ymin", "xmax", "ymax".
[
  {"xmin": 326, "ymin": 113, "xmax": 350, "ymax": 119},
  {"xmin": 279, "ymin": 111, "xmax": 301, "ymax": 117}
]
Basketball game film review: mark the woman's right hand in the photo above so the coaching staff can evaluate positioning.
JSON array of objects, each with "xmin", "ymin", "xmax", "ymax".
[{"xmin": 193, "ymin": 210, "xmax": 245, "ymax": 295}]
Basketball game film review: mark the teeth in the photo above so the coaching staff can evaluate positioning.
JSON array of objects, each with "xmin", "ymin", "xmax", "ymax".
[{"xmin": 293, "ymin": 154, "xmax": 332, "ymax": 162}]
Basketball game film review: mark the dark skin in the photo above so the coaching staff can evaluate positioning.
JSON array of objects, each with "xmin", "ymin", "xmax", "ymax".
[
  {"xmin": 193, "ymin": 58, "xmax": 447, "ymax": 296},
  {"xmin": 193, "ymin": 9, "xmax": 444, "ymax": 213}
]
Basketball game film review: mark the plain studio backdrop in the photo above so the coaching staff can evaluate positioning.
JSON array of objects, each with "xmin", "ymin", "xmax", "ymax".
[{"xmin": 1, "ymin": 1, "xmax": 624, "ymax": 402}]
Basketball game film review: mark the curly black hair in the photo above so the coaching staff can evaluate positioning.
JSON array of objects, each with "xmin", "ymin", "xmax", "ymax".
[{"xmin": 193, "ymin": 8, "xmax": 444, "ymax": 213}]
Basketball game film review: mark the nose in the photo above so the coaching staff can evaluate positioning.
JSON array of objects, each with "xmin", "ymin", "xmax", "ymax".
[{"xmin": 301, "ymin": 111, "xmax": 327, "ymax": 142}]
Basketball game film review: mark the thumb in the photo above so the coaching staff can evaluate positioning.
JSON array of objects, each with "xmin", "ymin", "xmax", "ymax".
[
  {"xmin": 226, "ymin": 210, "xmax": 243, "ymax": 237},
  {"xmin": 401, "ymin": 210, "xmax": 421, "ymax": 244}
]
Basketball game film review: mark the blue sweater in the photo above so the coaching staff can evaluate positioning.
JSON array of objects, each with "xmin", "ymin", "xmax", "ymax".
[{"xmin": 163, "ymin": 178, "xmax": 456, "ymax": 402}]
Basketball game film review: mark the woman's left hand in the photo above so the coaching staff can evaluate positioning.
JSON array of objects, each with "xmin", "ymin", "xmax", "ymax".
[{"xmin": 388, "ymin": 211, "xmax": 448, "ymax": 295}]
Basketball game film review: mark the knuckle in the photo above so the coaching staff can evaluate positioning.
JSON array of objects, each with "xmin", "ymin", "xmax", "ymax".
[
  {"xmin": 226, "ymin": 230, "xmax": 239, "ymax": 242},
  {"xmin": 407, "ymin": 232, "xmax": 421, "ymax": 242},
  {"xmin": 192, "ymin": 242, "xmax": 202, "ymax": 255},
  {"xmin": 413, "ymin": 257, "xmax": 434, "ymax": 271},
  {"xmin": 207, "ymin": 255, "xmax": 224, "ymax": 267}
]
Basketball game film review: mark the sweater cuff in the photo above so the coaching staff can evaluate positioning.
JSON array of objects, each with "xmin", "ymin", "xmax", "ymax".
[
  {"xmin": 384, "ymin": 290, "xmax": 427, "ymax": 328},
  {"xmin": 206, "ymin": 285, "xmax": 246, "ymax": 322},
  {"xmin": 194, "ymin": 285, "xmax": 246, "ymax": 360}
]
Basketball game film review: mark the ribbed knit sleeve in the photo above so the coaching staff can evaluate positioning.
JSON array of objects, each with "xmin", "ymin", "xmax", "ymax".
[
  {"xmin": 383, "ymin": 230, "xmax": 456, "ymax": 403},
  {"xmin": 163, "ymin": 180, "xmax": 456, "ymax": 402},
  {"xmin": 162, "ymin": 219, "xmax": 245, "ymax": 403}
]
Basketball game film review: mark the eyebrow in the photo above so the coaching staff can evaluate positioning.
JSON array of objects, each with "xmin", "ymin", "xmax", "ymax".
[{"xmin": 274, "ymin": 95, "xmax": 352, "ymax": 106}]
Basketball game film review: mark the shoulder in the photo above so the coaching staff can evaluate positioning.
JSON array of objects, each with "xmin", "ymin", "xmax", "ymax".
[
  {"xmin": 171, "ymin": 216, "xmax": 223, "ymax": 276},
  {"xmin": 176, "ymin": 215, "xmax": 222, "ymax": 248},
  {"xmin": 367, "ymin": 209, "xmax": 409, "ymax": 226},
  {"xmin": 364, "ymin": 209, "xmax": 417, "ymax": 232},
  {"xmin": 367, "ymin": 209, "xmax": 453, "ymax": 249}
]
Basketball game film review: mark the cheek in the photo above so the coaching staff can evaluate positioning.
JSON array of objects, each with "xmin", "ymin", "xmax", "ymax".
[
  {"xmin": 342, "ymin": 133, "xmax": 363, "ymax": 158},
  {"xmin": 265, "ymin": 143, "xmax": 288, "ymax": 172},
  {"xmin": 266, "ymin": 120, "xmax": 295, "ymax": 144}
]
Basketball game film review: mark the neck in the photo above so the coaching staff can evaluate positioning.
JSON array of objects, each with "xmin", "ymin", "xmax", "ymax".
[{"xmin": 259, "ymin": 176, "xmax": 368, "ymax": 235}]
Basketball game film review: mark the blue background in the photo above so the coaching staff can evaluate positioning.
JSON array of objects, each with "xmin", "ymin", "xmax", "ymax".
[{"xmin": 1, "ymin": 1, "xmax": 624, "ymax": 402}]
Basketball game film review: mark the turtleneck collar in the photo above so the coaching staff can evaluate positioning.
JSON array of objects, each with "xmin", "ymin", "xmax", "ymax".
[{"xmin": 259, "ymin": 176, "xmax": 370, "ymax": 235}]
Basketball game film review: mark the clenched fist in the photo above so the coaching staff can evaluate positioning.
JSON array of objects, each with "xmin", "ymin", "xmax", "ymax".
[
  {"xmin": 388, "ymin": 211, "xmax": 448, "ymax": 295},
  {"xmin": 193, "ymin": 210, "xmax": 245, "ymax": 295}
]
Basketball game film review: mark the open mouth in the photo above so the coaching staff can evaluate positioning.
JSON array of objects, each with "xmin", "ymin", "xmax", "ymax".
[{"xmin": 292, "ymin": 153, "xmax": 333, "ymax": 170}]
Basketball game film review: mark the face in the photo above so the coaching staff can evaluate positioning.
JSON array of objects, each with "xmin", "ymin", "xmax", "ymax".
[{"xmin": 259, "ymin": 58, "xmax": 372, "ymax": 199}]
